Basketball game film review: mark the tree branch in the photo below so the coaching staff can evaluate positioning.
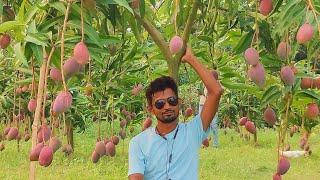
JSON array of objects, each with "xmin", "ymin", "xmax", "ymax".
[
  {"xmin": 176, "ymin": 0, "xmax": 201, "ymax": 62},
  {"xmin": 132, "ymin": 0, "xmax": 201, "ymax": 81},
  {"xmin": 133, "ymin": 12, "xmax": 172, "ymax": 63}
]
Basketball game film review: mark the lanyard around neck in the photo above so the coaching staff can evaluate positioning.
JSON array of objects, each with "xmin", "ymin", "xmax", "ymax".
[{"xmin": 156, "ymin": 124, "xmax": 179, "ymax": 140}]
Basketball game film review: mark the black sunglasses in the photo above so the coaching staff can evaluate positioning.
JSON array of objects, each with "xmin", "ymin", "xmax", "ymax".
[{"xmin": 153, "ymin": 96, "xmax": 178, "ymax": 109}]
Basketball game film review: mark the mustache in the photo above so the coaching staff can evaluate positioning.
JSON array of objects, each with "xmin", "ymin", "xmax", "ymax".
[{"xmin": 163, "ymin": 110, "xmax": 174, "ymax": 114}]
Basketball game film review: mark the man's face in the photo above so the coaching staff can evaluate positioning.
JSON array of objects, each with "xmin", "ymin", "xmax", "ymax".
[{"xmin": 147, "ymin": 88, "xmax": 181, "ymax": 124}]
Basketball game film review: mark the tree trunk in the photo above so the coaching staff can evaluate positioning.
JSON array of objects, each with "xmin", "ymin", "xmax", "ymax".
[{"xmin": 168, "ymin": 58, "xmax": 180, "ymax": 82}]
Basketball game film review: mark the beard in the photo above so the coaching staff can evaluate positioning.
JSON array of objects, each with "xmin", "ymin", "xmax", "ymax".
[{"xmin": 156, "ymin": 111, "xmax": 179, "ymax": 124}]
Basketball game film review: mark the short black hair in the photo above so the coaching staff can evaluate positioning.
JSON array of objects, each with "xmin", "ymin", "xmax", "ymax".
[{"xmin": 145, "ymin": 76, "xmax": 178, "ymax": 105}]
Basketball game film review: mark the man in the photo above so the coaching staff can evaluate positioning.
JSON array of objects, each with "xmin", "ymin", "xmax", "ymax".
[
  {"xmin": 199, "ymin": 87, "xmax": 219, "ymax": 148},
  {"xmin": 128, "ymin": 48, "xmax": 223, "ymax": 180}
]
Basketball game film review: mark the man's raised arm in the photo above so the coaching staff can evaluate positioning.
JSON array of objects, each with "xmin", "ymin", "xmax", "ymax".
[{"xmin": 182, "ymin": 48, "xmax": 223, "ymax": 131}]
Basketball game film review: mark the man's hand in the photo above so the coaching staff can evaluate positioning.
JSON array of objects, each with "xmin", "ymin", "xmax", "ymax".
[
  {"xmin": 181, "ymin": 48, "xmax": 195, "ymax": 63},
  {"xmin": 129, "ymin": 174, "xmax": 144, "ymax": 180}
]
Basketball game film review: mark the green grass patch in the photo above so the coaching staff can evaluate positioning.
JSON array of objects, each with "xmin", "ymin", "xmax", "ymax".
[{"xmin": 1, "ymin": 123, "xmax": 320, "ymax": 179}]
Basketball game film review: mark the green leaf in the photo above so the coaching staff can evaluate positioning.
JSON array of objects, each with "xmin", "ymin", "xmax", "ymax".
[
  {"xmin": 308, "ymin": 34, "xmax": 320, "ymax": 59},
  {"xmin": 127, "ymin": 12, "xmax": 144, "ymax": 43},
  {"xmin": 70, "ymin": 3, "xmax": 92, "ymax": 24},
  {"xmin": 45, "ymin": 31, "xmax": 53, "ymax": 40},
  {"xmin": 148, "ymin": 53, "xmax": 164, "ymax": 61},
  {"xmin": 101, "ymin": 72, "xmax": 108, "ymax": 83},
  {"xmin": 220, "ymin": 81, "xmax": 259, "ymax": 91},
  {"xmin": 122, "ymin": 74, "xmax": 145, "ymax": 84},
  {"xmin": 295, "ymin": 90, "xmax": 320, "ymax": 101},
  {"xmin": 197, "ymin": 35, "xmax": 213, "ymax": 42},
  {"xmin": 30, "ymin": 44, "xmax": 43, "ymax": 65},
  {"xmin": 38, "ymin": 16, "xmax": 63, "ymax": 32},
  {"xmin": 25, "ymin": 42, "xmax": 33, "ymax": 61},
  {"xmin": 17, "ymin": 67, "xmax": 33, "ymax": 75},
  {"xmin": 217, "ymin": 55, "xmax": 229, "ymax": 68},
  {"xmin": 16, "ymin": 0, "xmax": 25, "ymax": 23},
  {"xmin": 294, "ymin": 73, "xmax": 315, "ymax": 78},
  {"xmin": 50, "ymin": 47, "xmax": 61, "ymax": 69},
  {"xmin": 124, "ymin": 44, "xmax": 138, "ymax": 61},
  {"xmin": 261, "ymin": 55, "xmax": 282, "ymax": 67},
  {"xmin": 62, "ymin": 35, "xmax": 81, "ymax": 43},
  {"xmin": 261, "ymin": 85, "xmax": 280, "ymax": 102},
  {"xmin": 292, "ymin": 79, "xmax": 301, "ymax": 93},
  {"xmin": 233, "ymin": 30, "xmax": 254, "ymax": 54},
  {"xmin": 99, "ymin": 35, "xmax": 121, "ymax": 45},
  {"xmin": 89, "ymin": 50, "xmax": 102, "ymax": 64},
  {"xmin": 24, "ymin": 4, "xmax": 39, "ymax": 24},
  {"xmin": 315, "ymin": 2, "xmax": 320, "ymax": 12},
  {"xmin": 113, "ymin": 0, "xmax": 134, "ymax": 14},
  {"xmin": 219, "ymin": 66, "xmax": 240, "ymax": 73},
  {"xmin": 272, "ymin": 0, "xmax": 305, "ymax": 35},
  {"xmin": 276, "ymin": 4, "xmax": 304, "ymax": 33},
  {"xmin": 271, "ymin": 0, "xmax": 284, "ymax": 15},
  {"xmin": 221, "ymin": 72, "xmax": 245, "ymax": 82},
  {"xmin": 149, "ymin": 0, "xmax": 156, "ymax": 7},
  {"xmin": 28, "ymin": 20, "xmax": 37, "ymax": 33},
  {"xmin": 128, "ymin": 65, "xmax": 149, "ymax": 73},
  {"xmin": 260, "ymin": 91, "xmax": 282, "ymax": 107},
  {"xmin": 291, "ymin": 97, "xmax": 312, "ymax": 109},
  {"xmin": 283, "ymin": 85, "xmax": 292, "ymax": 94},
  {"xmin": 25, "ymin": 33, "xmax": 47, "ymax": 46},
  {"xmin": 50, "ymin": 1, "xmax": 66, "ymax": 13},
  {"xmin": 67, "ymin": 20, "xmax": 103, "ymax": 48},
  {"xmin": 0, "ymin": 21, "xmax": 24, "ymax": 33},
  {"xmin": 258, "ymin": 21, "xmax": 273, "ymax": 52},
  {"xmin": 16, "ymin": 78, "xmax": 33, "ymax": 85},
  {"xmin": 276, "ymin": 0, "xmax": 303, "ymax": 20},
  {"xmin": 108, "ymin": 82, "xmax": 127, "ymax": 93},
  {"xmin": 0, "ymin": 1, "xmax": 3, "ymax": 15},
  {"xmin": 13, "ymin": 43, "xmax": 28, "ymax": 67},
  {"xmin": 195, "ymin": 51, "xmax": 211, "ymax": 62}
]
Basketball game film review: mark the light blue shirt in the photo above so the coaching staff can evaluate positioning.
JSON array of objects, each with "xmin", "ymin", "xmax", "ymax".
[{"xmin": 128, "ymin": 114, "xmax": 210, "ymax": 180}]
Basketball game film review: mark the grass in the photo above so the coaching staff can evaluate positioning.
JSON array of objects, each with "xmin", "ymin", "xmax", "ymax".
[
  {"xmin": 1, "ymin": 122, "xmax": 320, "ymax": 180},
  {"xmin": 200, "ymin": 128, "xmax": 320, "ymax": 180}
]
